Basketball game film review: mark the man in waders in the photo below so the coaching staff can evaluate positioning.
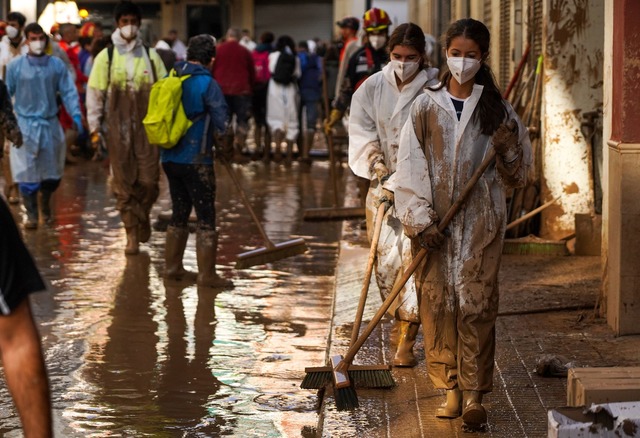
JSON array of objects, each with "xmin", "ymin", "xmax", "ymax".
[{"xmin": 86, "ymin": 0, "xmax": 167, "ymax": 255}]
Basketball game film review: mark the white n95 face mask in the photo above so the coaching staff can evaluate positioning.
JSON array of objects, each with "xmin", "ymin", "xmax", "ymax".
[
  {"xmin": 369, "ymin": 35, "xmax": 387, "ymax": 50},
  {"xmin": 6, "ymin": 25, "xmax": 19, "ymax": 39},
  {"xmin": 390, "ymin": 60, "xmax": 420, "ymax": 82},
  {"xmin": 120, "ymin": 24, "xmax": 139, "ymax": 40},
  {"xmin": 447, "ymin": 56, "xmax": 481, "ymax": 85},
  {"xmin": 29, "ymin": 40, "xmax": 46, "ymax": 55}
]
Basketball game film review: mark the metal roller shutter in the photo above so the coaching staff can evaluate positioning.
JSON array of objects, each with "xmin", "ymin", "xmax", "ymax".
[
  {"xmin": 254, "ymin": 0, "xmax": 333, "ymax": 44},
  {"xmin": 499, "ymin": 0, "xmax": 511, "ymax": 90}
]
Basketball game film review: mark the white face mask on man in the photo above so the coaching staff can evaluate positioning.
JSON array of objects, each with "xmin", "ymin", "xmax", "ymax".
[
  {"xmin": 28, "ymin": 40, "xmax": 46, "ymax": 55},
  {"xmin": 446, "ymin": 56, "xmax": 482, "ymax": 85},
  {"xmin": 390, "ymin": 60, "xmax": 420, "ymax": 82},
  {"xmin": 6, "ymin": 25, "xmax": 19, "ymax": 39},
  {"xmin": 120, "ymin": 24, "xmax": 139, "ymax": 40},
  {"xmin": 369, "ymin": 35, "xmax": 387, "ymax": 50}
]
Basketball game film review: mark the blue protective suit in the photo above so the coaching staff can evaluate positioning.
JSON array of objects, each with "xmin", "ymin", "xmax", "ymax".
[
  {"xmin": 5, "ymin": 54, "xmax": 80, "ymax": 184},
  {"xmin": 160, "ymin": 61, "xmax": 228, "ymax": 165}
]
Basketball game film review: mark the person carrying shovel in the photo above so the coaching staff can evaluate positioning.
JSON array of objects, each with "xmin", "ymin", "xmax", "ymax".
[
  {"xmin": 348, "ymin": 22, "xmax": 439, "ymax": 367},
  {"xmin": 389, "ymin": 18, "xmax": 531, "ymax": 430}
]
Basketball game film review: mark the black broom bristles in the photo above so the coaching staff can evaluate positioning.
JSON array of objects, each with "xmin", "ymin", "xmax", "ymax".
[
  {"xmin": 334, "ymin": 384, "xmax": 359, "ymax": 411},
  {"xmin": 301, "ymin": 367, "xmax": 395, "ymax": 389}
]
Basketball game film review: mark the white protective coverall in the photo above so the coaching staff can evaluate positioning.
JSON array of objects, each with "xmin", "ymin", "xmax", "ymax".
[
  {"xmin": 348, "ymin": 63, "xmax": 439, "ymax": 322},
  {"xmin": 5, "ymin": 55, "xmax": 80, "ymax": 184},
  {"xmin": 390, "ymin": 84, "xmax": 531, "ymax": 392},
  {"xmin": 266, "ymin": 50, "xmax": 301, "ymax": 141}
]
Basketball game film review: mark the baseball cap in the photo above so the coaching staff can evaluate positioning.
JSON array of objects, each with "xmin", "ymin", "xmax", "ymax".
[{"xmin": 336, "ymin": 16, "xmax": 359, "ymax": 31}]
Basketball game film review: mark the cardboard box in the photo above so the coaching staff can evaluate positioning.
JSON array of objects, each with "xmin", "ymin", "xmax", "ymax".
[
  {"xmin": 548, "ymin": 402, "xmax": 640, "ymax": 438},
  {"xmin": 567, "ymin": 367, "xmax": 640, "ymax": 407}
]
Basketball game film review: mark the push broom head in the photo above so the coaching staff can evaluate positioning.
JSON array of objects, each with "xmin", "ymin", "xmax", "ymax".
[
  {"xmin": 329, "ymin": 355, "xmax": 359, "ymax": 410},
  {"xmin": 235, "ymin": 238, "xmax": 308, "ymax": 269},
  {"xmin": 303, "ymin": 207, "xmax": 366, "ymax": 221}
]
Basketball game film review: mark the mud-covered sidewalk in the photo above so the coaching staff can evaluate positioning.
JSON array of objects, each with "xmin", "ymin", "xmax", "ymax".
[{"xmin": 315, "ymin": 220, "xmax": 640, "ymax": 437}]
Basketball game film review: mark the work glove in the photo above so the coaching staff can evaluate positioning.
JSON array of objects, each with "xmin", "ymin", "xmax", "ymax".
[
  {"xmin": 492, "ymin": 119, "xmax": 520, "ymax": 163},
  {"xmin": 73, "ymin": 114, "xmax": 85, "ymax": 137},
  {"xmin": 323, "ymin": 109, "xmax": 344, "ymax": 135},
  {"xmin": 90, "ymin": 130, "xmax": 104, "ymax": 161},
  {"xmin": 372, "ymin": 161, "xmax": 389, "ymax": 184},
  {"xmin": 419, "ymin": 223, "xmax": 445, "ymax": 250},
  {"xmin": 7, "ymin": 125, "xmax": 22, "ymax": 148},
  {"xmin": 377, "ymin": 187, "xmax": 394, "ymax": 207}
]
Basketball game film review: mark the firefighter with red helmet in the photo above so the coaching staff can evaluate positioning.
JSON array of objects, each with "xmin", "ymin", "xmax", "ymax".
[{"xmin": 324, "ymin": 7, "xmax": 392, "ymax": 133}]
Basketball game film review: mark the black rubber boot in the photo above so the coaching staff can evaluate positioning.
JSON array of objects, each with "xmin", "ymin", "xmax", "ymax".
[{"xmin": 22, "ymin": 192, "xmax": 39, "ymax": 229}]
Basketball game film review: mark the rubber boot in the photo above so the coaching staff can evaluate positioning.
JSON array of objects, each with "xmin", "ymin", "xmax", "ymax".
[
  {"xmin": 273, "ymin": 130, "xmax": 284, "ymax": 163},
  {"xmin": 300, "ymin": 131, "xmax": 313, "ymax": 172},
  {"xmin": 196, "ymin": 230, "xmax": 233, "ymax": 288},
  {"xmin": 234, "ymin": 132, "xmax": 249, "ymax": 163},
  {"xmin": 462, "ymin": 390, "xmax": 487, "ymax": 426},
  {"xmin": 164, "ymin": 226, "xmax": 197, "ymax": 282},
  {"xmin": 285, "ymin": 139, "xmax": 294, "ymax": 167},
  {"xmin": 435, "ymin": 388, "xmax": 462, "ymax": 418},
  {"xmin": 262, "ymin": 128, "xmax": 272, "ymax": 163},
  {"xmin": 139, "ymin": 217, "xmax": 152, "ymax": 243},
  {"xmin": 22, "ymin": 192, "xmax": 39, "ymax": 229},
  {"xmin": 392, "ymin": 321, "xmax": 419, "ymax": 367},
  {"xmin": 222, "ymin": 132, "xmax": 235, "ymax": 161},
  {"xmin": 389, "ymin": 319, "xmax": 401, "ymax": 348},
  {"xmin": 40, "ymin": 189, "xmax": 54, "ymax": 225},
  {"xmin": 252, "ymin": 126, "xmax": 263, "ymax": 161},
  {"xmin": 125, "ymin": 226, "xmax": 139, "ymax": 255}
]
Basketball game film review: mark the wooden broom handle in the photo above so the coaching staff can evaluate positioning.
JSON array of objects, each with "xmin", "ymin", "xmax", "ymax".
[
  {"xmin": 340, "ymin": 147, "xmax": 498, "ymax": 366},
  {"xmin": 222, "ymin": 158, "xmax": 276, "ymax": 249},
  {"xmin": 350, "ymin": 202, "xmax": 388, "ymax": 347}
]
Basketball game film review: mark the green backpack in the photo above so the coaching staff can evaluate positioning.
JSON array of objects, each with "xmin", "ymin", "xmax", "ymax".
[{"xmin": 143, "ymin": 69, "xmax": 192, "ymax": 149}]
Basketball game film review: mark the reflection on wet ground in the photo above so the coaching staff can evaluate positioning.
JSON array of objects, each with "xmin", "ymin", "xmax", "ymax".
[{"xmin": 0, "ymin": 159, "xmax": 358, "ymax": 436}]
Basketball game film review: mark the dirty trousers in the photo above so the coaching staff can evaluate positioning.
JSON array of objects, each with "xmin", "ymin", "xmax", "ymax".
[
  {"xmin": 366, "ymin": 181, "xmax": 420, "ymax": 323},
  {"xmin": 106, "ymin": 88, "xmax": 159, "ymax": 229},
  {"xmin": 414, "ymin": 236, "xmax": 501, "ymax": 393}
]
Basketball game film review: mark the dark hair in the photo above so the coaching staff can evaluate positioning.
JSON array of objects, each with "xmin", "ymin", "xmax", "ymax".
[
  {"xmin": 91, "ymin": 35, "xmax": 111, "ymax": 58},
  {"xmin": 187, "ymin": 34, "xmax": 216, "ymax": 64},
  {"xmin": 432, "ymin": 18, "xmax": 507, "ymax": 135},
  {"xmin": 276, "ymin": 35, "xmax": 295, "ymax": 54},
  {"xmin": 260, "ymin": 31, "xmax": 274, "ymax": 44},
  {"xmin": 298, "ymin": 40, "xmax": 309, "ymax": 50},
  {"xmin": 114, "ymin": 1, "xmax": 142, "ymax": 22},
  {"xmin": 388, "ymin": 23, "xmax": 427, "ymax": 67},
  {"xmin": 7, "ymin": 12, "xmax": 26, "ymax": 27},
  {"xmin": 24, "ymin": 23, "xmax": 47, "ymax": 40}
]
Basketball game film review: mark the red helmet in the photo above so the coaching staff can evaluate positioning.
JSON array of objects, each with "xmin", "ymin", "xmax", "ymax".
[
  {"xmin": 80, "ymin": 22, "xmax": 96, "ymax": 38},
  {"xmin": 363, "ymin": 8, "xmax": 391, "ymax": 32}
]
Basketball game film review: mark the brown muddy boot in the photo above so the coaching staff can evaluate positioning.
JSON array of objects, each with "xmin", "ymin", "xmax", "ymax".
[
  {"xmin": 252, "ymin": 127, "xmax": 263, "ymax": 161},
  {"xmin": 139, "ymin": 217, "xmax": 152, "ymax": 243},
  {"xmin": 462, "ymin": 391, "xmax": 487, "ymax": 426},
  {"xmin": 389, "ymin": 319, "xmax": 401, "ymax": 348},
  {"xmin": 435, "ymin": 388, "xmax": 462, "ymax": 418},
  {"xmin": 125, "ymin": 226, "xmax": 139, "ymax": 255},
  {"xmin": 196, "ymin": 229, "xmax": 233, "ymax": 288},
  {"xmin": 22, "ymin": 192, "xmax": 39, "ymax": 229},
  {"xmin": 164, "ymin": 226, "xmax": 197, "ymax": 282},
  {"xmin": 392, "ymin": 321, "xmax": 419, "ymax": 367},
  {"xmin": 273, "ymin": 130, "xmax": 284, "ymax": 163}
]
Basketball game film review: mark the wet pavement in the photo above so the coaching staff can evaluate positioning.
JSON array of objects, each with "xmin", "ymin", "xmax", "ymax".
[
  {"xmin": 0, "ymin": 157, "xmax": 359, "ymax": 437},
  {"xmin": 319, "ymin": 222, "xmax": 640, "ymax": 437},
  {"xmin": 4, "ymin": 155, "xmax": 640, "ymax": 437}
]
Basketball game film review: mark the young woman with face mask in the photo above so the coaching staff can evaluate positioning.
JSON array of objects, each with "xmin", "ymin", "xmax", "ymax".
[
  {"xmin": 389, "ymin": 18, "xmax": 532, "ymax": 430},
  {"xmin": 348, "ymin": 22, "xmax": 439, "ymax": 368}
]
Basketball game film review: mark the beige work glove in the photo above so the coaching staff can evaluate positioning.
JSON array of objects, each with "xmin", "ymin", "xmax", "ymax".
[{"xmin": 323, "ymin": 109, "xmax": 344, "ymax": 135}]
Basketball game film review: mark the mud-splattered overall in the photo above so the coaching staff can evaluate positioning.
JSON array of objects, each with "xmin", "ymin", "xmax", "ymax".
[
  {"xmin": 349, "ymin": 64, "xmax": 439, "ymax": 322},
  {"xmin": 391, "ymin": 84, "xmax": 531, "ymax": 392}
]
